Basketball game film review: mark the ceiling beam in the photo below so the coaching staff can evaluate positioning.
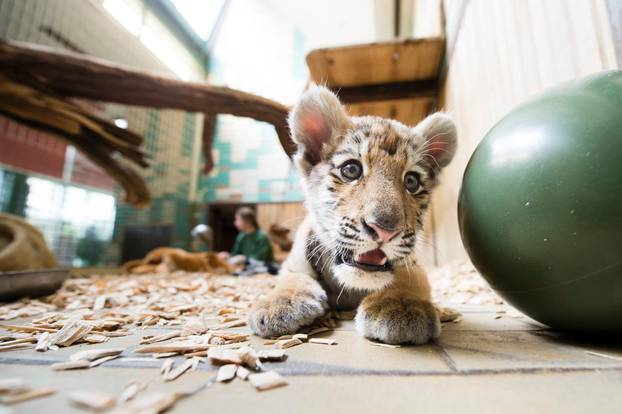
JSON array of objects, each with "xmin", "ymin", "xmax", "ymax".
[
  {"xmin": 206, "ymin": 0, "xmax": 231, "ymax": 53},
  {"xmin": 144, "ymin": 0, "xmax": 210, "ymax": 73},
  {"xmin": 331, "ymin": 79, "xmax": 438, "ymax": 104}
]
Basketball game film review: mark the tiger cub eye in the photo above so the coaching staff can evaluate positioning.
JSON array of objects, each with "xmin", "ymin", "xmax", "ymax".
[
  {"xmin": 404, "ymin": 172, "xmax": 421, "ymax": 193},
  {"xmin": 340, "ymin": 160, "xmax": 363, "ymax": 181}
]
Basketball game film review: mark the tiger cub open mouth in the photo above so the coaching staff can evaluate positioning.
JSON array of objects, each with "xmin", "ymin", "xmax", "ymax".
[{"xmin": 337, "ymin": 248, "xmax": 392, "ymax": 272}]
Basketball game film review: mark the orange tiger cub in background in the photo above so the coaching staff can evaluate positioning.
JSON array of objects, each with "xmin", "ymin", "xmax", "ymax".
[{"xmin": 123, "ymin": 247, "xmax": 235, "ymax": 274}]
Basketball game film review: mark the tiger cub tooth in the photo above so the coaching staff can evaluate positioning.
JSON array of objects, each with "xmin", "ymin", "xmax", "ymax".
[{"xmin": 380, "ymin": 257, "xmax": 387, "ymax": 265}]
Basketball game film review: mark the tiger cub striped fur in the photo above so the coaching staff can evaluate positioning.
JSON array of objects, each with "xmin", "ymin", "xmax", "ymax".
[{"xmin": 248, "ymin": 86, "xmax": 457, "ymax": 344}]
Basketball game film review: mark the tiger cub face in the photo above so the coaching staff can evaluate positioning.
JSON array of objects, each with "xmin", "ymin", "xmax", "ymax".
[{"xmin": 289, "ymin": 86, "xmax": 457, "ymax": 291}]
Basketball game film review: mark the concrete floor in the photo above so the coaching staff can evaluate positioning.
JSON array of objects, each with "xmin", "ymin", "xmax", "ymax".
[{"xmin": 2, "ymin": 305, "xmax": 622, "ymax": 413}]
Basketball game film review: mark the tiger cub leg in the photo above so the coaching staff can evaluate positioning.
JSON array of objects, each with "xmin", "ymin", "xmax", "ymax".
[
  {"xmin": 248, "ymin": 272, "xmax": 328, "ymax": 338},
  {"xmin": 355, "ymin": 267, "xmax": 440, "ymax": 345}
]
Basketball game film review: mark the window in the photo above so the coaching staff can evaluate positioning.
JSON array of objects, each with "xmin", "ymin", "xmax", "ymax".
[
  {"xmin": 24, "ymin": 177, "xmax": 116, "ymax": 266},
  {"xmin": 102, "ymin": 0, "xmax": 194, "ymax": 80}
]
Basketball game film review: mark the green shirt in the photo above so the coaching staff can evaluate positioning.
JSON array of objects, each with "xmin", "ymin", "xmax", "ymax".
[{"xmin": 230, "ymin": 229, "xmax": 274, "ymax": 262}]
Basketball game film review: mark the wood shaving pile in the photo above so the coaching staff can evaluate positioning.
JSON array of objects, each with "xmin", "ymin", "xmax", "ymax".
[
  {"xmin": 0, "ymin": 271, "xmax": 306, "ymax": 410},
  {"xmin": 0, "ymin": 272, "xmax": 276, "ymax": 354},
  {"xmin": 429, "ymin": 260, "xmax": 505, "ymax": 307},
  {"xmin": 0, "ymin": 266, "xmax": 503, "ymax": 409}
]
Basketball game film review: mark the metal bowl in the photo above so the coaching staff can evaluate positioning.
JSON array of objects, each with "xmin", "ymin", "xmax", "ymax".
[{"xmin": 0, "ymin": 268, "xmax": 69, "ymax": 302}]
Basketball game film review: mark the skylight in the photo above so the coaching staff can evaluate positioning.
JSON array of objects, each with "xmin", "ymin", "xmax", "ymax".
[
  {"xmin": 102, "ymin": 0, "xmax": 142, "ymax": 36},
  {"xmin": 102, "ymin": 0, "xmax": 194, "ymax": 80},
  {"xmin": 170, "ymin": 0, "xmax": 225, "ymax": 40}
]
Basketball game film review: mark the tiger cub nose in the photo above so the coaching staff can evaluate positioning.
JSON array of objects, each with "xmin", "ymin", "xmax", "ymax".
[{"xmin": 361, "ymin": 219, "xmax": 400, "ymax": 243}]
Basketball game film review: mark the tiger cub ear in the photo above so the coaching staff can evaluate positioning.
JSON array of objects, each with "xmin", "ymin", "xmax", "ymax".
[
  {"xmin": 289, "ymin": 85, "xmax": 350, "ymax": 170},
  {"xmin": 413, "ymin": 112, "xmax": 457, "ymax": 170}
]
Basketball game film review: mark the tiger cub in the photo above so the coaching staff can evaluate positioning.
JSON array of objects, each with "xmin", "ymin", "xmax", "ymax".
[{"xmin": 248, "ymin": 86, "xmax": 457, "ymax": 344}]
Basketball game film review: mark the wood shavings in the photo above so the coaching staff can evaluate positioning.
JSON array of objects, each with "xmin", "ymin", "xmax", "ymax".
[
  {"xmin": 180, "ymin": 318, "xmax": 209, "ymax": 336},
  {"xmin": 219, "ymin": 316, "xmax": 239, "ymax": 323},
  {"xmin": 207, "ymin": 348, "xmax": 242, "ymax": 365},
  {"xmin": 163, "ymin": 359, "xmax": 194, "ymax": 382},
  {"xmin": 307, "ymin": 327, "xmax": 330, "ymax": 336},
  {"xmin": 51, "ymin": 360, "xmax": 91, "ymax": 371},
  {"xmin": 135, "ymin": 342, "xmax": 210, "ymax": 354},
  {"xmin": 0, "ymin": 324, "xmax": 56, "ymax": 334},
  {"xmin": 217, "ymin": 308, "xmax": 235, "ymax": 315},
  {"xmin": 367, "ymin": 340, "xmax": 400, "ymax": 349},
  {"xmin": 160, "ymin": 358, "xmax": 174, "ymax": 376},
  {"xmin": 70, "ymin": 347, "xmax": 124, "ymax": 362},
  {"xmin": 237, "ymin": 346, "xmax": 262, "ymax": 371},
  {"xmin": 309, "ymin": 338, "xmax": 337, "ymax": 345},
  {"xmin": 49, "ymin": 319, "xmax": 93, "ymax": 347},
  {"xmin": 0, "ymin": 334, "xmax": 23, "ymax": 342},
  {"xmin": 68, "ymin": 390, "xmax": 116, "ymax": 411},
  {"xmin": 81, "ymin": 334, "xmax": 110, "ymax": 344},
  {"xmin": 153, "ymin": 352, "xmax": 178, "ymax": 359},
  {"xmin": 0, "ymin": 272, "xmax": 285, "ymax": 400},
  {"xmin": 119, "ymin": 380, "xmax": 146, "ymax": 403},
  {"xmin": 213, "ymin": 319, "xmax": 246, "ymax": 330},
  {"xmin": 189, "ymin": 357, "xmax": 201, "ymax": 371},
  {"xmin": 292, "ymin": 333, "xmax": 308, "ymax": 342},
  {"xmin": 218, "ymin": 333, "xmax": 249, "ymax": 344},
  {"xmin": 257, "ymin": 349, "xmax": 287, "ymax": 361},
  {"xmin": 429, "ymin": 260, "xmax": 505, "ymax": 307},
  {"xmin": 585, "ymin": 351, "xmax": 622, "ymax": 362},
  {"xmin": 0, "ymin": 342, "xmax": 34, "ymax": 352},
  {"xmin": 0, "ymin": 337, "xmax": 37, "ymax": 347},
  {"xmin": 140, "ymin": 331, "xmax": 181, "ymax": 345},
  {"xmin": 0, "ymin": 298, "xmax": 56, "ymax": 321},
  {"xmin": 216, "ymin": 364, "xmax": 237, "ymax": 382},
  {"xmin": 0, "ymin": 386, "xmax": 56, "ymax": 404},
  {"xmin": 236, "ymin": 366, "xmax": 251, "ymax": 380},
  {"xmin": 438, "ymin": 307, "xmax": 462, "ymax": 323},
  {"xmin": 274, "ymin": 338, "xmax": 303, "ymax": 349},
  {"xmin": 115, "ymin": 357, "xmax": 157, "ymax": 364},
  {"xmin": 93, "ymin": 295, "xmax": 108, "ymax": 311},
  {"xmin": 99, "ymin": 331, "xmax": 130, "ymax": 338},
  {"xmin": 119, "ymin": 392, "xmax": 176, "ymax": 414},
  {"xmin": 248, "ymin": 371, "xmax": 287, "ymax": 391},
  {"xmin": 89, "ymin": 354, "xmax": 120, "ymax": 368},
  {"xmin": 0, "ymin": 378, "xmax": 28, "ymax": 394},
  {"xmin": 0, "ymin": 272, "xmax": 274, "ymax": 350}
]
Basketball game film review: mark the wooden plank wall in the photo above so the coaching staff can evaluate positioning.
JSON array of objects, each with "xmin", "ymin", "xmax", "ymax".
[
  {"xmin": 256, "ymin": 202, "xmax": 306, "ymax": 261},
  {"xmin": 430, "ymin": 0, "xmax": 618, "ymax": 265},
  {"xmin": 346, "ymin": 99, "xmax": 432, "ymax": 128},
  {"xmin": 306, "ymin": 38, "xmax": 445, "ymax": 86},
  {"xmin": 256, "ymin": 202, "xmax": 306, "ymax": 236}
]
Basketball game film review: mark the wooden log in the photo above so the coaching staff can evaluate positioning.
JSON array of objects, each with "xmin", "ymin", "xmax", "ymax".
[
  {"xmin": 0, "ymin": 79, "xmax": 150, "ymax": 206},
  {"xmin": 0, "ymin": 40, "xmax": 296, "ymax": 158},
  {"xmin": 202, "ymin": 113, "xmax": 216, "ymax": 174}
]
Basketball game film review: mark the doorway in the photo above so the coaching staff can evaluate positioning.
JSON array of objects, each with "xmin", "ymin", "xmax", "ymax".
[{"xmin": 207, "ymin": 203, "xmax": 256, "ymax": 252}]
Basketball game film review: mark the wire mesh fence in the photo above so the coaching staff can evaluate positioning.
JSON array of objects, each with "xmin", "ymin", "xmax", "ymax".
[{"xmin": 0, "ymin": 0, "xmax": 201, "ymax": 266}]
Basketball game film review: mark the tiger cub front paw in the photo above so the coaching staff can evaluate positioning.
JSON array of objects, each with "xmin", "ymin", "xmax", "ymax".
[
  {"xmin": 248, "ymin": 289, "xmax": 327, "ymax": 338},
  {"xmin": 355, "ymin": 294, "xmax": 440, "ymax": 345}
]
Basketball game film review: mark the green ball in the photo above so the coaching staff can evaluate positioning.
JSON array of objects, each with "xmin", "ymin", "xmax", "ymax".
[{"xmin": 458, "ymin": 71, "xmax": 622, "ymax": 335}]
